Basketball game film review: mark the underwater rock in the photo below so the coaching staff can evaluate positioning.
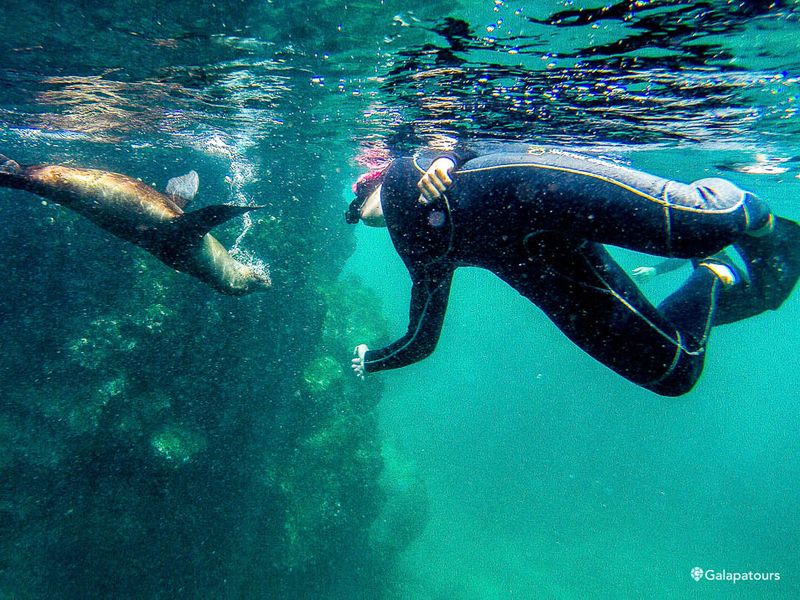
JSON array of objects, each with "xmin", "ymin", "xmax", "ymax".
[
  {"xmin": 0, "ymin": 142, "xmax": 392, "ymax": 598},
  {"xmin": 66, "ymin": 374, "xmax": 127, "ymax": 432},
  {"xmin": 260, "ymin": 409, "xmax": 383, "ymax": 575},
  {"xmin": 368, "ymin": 441, "xmax": 430, "ymax": 557},
  {"xmin": 302, "ymin": 354, "xmax": 344, "ymax": 393},
  {"xmin": 317, "ymin": 276, "xmax": 390, "ymax": 355},
  {"xmin": 0, "ymin": 415, "xmax": 14, "ymax": 472},
  {"xmin": 67, "ymin": 317, "xmax": 136, "ymax": 371},
  {"xmin": 150, "ymin": 425, "xmax": 207, "ymax": 465}
]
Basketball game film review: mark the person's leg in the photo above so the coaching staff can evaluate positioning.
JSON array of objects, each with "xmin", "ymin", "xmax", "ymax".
[
  {"xmin": 562, "ymin": 174, "xmax": 775, "ymax": 257},
  {"xmin": 457, "ymin": 152, "xmax": 774, "ymax": 257},
  {"xmin": 499, "ymin": 236, "xmax": 725, "ymax": 396}
]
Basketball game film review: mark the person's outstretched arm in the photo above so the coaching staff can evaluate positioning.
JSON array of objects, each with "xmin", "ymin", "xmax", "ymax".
[{"xmin": 352, "ymin": 265, "xmax": 454, "ymax": 377}]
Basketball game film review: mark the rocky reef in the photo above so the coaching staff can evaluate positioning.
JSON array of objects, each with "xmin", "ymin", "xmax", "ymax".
[{"xmin": 0, "ymin": 139, "xmax": 424, "ymax": 598}]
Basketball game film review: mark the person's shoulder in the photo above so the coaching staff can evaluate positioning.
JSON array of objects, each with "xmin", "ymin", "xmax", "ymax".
[
  {"xmin": 381, "ymin": 158, "xmax": 421, "ymax": 200},
  {"xmin": 384, "ymin": 156, "xmax": 418, "ymax": 179}
]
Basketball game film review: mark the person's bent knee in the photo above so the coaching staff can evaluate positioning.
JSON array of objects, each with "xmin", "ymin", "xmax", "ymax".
[
  {"xmin": 643, "ymin": 375, "xmax": 699, "ymax": 397},
  {"xmin": 640, "ymin": 352, "xmax": 704, "ymax": 397}
]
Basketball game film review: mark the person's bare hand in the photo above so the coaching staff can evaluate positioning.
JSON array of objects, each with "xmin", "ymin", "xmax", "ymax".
[
  {"xmin": 418, "ymin": 157, "xmax": 456, "ymax": 204},
  {"xmin": 351, "ymin": 344, "xmax": 369, "ymax": 380}
]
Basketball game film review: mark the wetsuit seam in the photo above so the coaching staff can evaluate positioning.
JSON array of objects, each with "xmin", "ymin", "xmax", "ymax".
[
  {"xmin": 579, "ymin": 252, "xmax": 702, "ymax": 356},
  {"xmin": 643, "ymin": 277, "xmax": 716, "ymax": 389},
  {"xmin": 645, "ymin": 331, "xmax": 684, "ymax": 388},
  {"xmin": 741, "ymin": 190, "xmax": 750, "ymax": 230},
  {"xmin": 697, "ymin": 277, "xmax": 719, "ymax": 346},
  {"xmin": 660, "ymin": 182, "xmax": 673, "ymax": 254},
  {"xmin": 664, "ymin": 205, "xmax": 673, "ymax": 255},
  {"xmin": 411, "ymin": 156, "xmax": 457, "ymax": 267},
  {"xmin": 576, "ymin": 253, "xmax": 702, "ymax": 389}
]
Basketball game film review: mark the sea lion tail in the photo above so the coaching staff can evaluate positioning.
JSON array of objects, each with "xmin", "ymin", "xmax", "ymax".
[
  {"xmin": 0, "ymin": 154, "xmax": 27, "ymax": 189},
  {"xmin": 166, "ymin": 203, "xmax": 266, "ymax": 242}
]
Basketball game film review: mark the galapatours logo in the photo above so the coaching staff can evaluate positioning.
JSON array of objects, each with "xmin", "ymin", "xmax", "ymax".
[{"xmin": 691, "ymin": 567, "xmax": 780, "ymax": 583}]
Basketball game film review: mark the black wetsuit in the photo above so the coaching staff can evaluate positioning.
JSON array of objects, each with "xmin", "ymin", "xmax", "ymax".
[{"xmin": 362, "ymin": 150, "xmax": 797, "ymax": 396}]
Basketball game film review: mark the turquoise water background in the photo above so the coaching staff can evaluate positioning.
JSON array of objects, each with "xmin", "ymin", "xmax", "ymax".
[{"xmin": 1, "ymin": 0, "xmax": 799, "ymax": 597}]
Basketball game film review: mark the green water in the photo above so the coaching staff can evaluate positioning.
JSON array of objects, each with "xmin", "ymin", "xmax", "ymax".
[{"xmin": 1, "ymin": 0, "xmax": 799, "ymax": 598}]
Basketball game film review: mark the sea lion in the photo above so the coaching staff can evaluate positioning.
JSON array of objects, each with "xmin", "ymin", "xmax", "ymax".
[{"xmin": 0, "ymin": 154, "xmax": 271, "ymax": 295}]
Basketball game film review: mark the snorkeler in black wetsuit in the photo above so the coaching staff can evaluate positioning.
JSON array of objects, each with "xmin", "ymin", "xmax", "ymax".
[{"xmin": 345, "ymin": 149, "xmax": 800, "ymax": 396}]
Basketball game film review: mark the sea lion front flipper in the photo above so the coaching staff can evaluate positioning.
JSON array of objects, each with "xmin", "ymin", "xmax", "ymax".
[
  {"xmin": 166, "ymin": 203, "xmax": 265, "ymax": 242},
  {"xmin": 166, "ymin": 170, "xmax": 200, "ymax": 209}
]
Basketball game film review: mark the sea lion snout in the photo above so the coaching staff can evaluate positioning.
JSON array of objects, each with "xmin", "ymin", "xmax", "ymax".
[
  {"xmin": 215, "ymin": 257, "xmax": 272, "ymax": 296},
  {"xmin": 245, "ymin": 265, "xmax": 272, "ymax": 293}
]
